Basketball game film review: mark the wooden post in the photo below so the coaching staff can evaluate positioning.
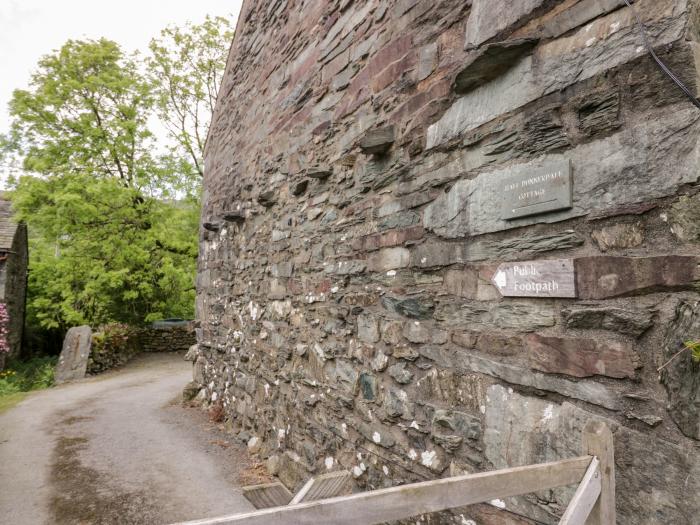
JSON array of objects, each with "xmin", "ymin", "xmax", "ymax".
[{"xmin": 582, "ymin": 421, "xmax": 615, "ymax": 525}]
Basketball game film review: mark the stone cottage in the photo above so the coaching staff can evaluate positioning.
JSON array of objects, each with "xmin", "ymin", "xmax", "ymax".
[
  {"xmin": 196, "ymin": 1, "xmax": 700, "ymax": 523},
  {"xmin": 0, "ymin": 197, "xmax": 28, "ymax": 369}
]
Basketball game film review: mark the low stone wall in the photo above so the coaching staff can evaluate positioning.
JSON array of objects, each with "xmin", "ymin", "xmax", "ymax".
[{"xmin": 137, "ymin": 322, "xmax": 196, "ymax": 353}]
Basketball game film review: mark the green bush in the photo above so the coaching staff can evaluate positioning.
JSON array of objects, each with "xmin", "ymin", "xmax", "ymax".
[
  {"xmin": 0, "ymin": 355, "xmax": 57, "ymax": 396},
  {"xmin": 87, "ymin": 323, "xmax": 139, "ymax": 374}
]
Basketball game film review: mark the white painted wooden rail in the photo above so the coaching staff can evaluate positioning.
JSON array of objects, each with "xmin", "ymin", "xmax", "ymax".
[{"xmin": 174, "ymin": 421, "xmax": 614, "ymax": 525}]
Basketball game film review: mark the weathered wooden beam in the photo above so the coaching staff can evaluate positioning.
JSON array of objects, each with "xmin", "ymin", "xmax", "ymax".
[
  {"xmin": 582, "ymin": 421, "xmax": 616, "ymax": 525},
  {"xmin": 176, "ymin": 456, "xmax": 592, "ymax": 525},
  {"xmin": 241, "ymin": 482, "xmax": 293, "ymax": 509},
  {"xmin": 559, "ymin": 457, "xmax": 601, "ymax": 525},
  {"xmin": 289, "ymin": 470, "xmax": 352, "ymax": 505}
]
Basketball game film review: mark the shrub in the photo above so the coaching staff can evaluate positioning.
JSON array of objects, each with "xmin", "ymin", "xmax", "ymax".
[
  {"xmin": 87, "ymin": 323, "xmax": 139, "ymax": 374},
  {"xmin": 0, "ymin": 355, "xmax": 57, "ymax": 396}
]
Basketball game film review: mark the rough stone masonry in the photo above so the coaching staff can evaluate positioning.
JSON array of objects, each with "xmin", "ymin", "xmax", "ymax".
[{"xmin": 196, "ymin": 1, "xmax": 700, "ymax": 523}]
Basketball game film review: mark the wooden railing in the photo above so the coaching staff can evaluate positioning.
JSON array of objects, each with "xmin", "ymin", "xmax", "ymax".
[{"xmin": 175, "ymin": 421, "xmax": 614, "ymax": 525}]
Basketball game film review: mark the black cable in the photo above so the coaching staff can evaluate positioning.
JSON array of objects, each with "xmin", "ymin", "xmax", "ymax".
[{"xmin": 623, "ymin": 0, "xmax": 700, "ymax": 110}]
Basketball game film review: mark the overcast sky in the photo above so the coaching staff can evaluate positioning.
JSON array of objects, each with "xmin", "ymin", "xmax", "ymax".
[{"xmin": 0, "ymin": 0, "xmax": 243, "ymax": 138}]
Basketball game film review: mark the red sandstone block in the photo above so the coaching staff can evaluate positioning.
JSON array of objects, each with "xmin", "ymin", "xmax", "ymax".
[
  {"xmin": 368, "ymin": 34, "xmax": 413, "ymax": 77},
  {"xmin": 575, "ymin": 255, "xmax": 700, "ymax": 299},
  {"xmin": 526, "ymin": 334, "xmax": 640, "ymax": 379},
  {"xmin": 371, "ymin": 51, "xmax": 418, "ymax": 93}
]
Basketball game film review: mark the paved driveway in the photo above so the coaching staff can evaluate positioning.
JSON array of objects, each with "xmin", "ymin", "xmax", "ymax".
[{"xmin": 0, "ymin": 352, "xmax": 253, "ymax": 524}]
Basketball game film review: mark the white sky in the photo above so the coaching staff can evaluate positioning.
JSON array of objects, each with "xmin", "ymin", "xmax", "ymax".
[{"xmin": 0, "ymin": 0, "xmax": 243, "ymax": 148}]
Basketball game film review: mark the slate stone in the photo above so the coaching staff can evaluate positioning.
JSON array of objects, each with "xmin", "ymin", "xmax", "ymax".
[
  {"xmin": 669, "ymin": 194, "xmax": 700, "ymax": 242},
  {"xmin": 392, "ymin": 346, "xmax": 419, "ymax": 361},
  {"xmin": 526, "ymin": 334, "xmax": 639, "ymax": 379},
  {"xmin": 660, "ymin": 301, "xmax": 700, "ymax": 440},
  {"xmin": 402, "ymin": 321, "xmax": 432, "ymax": 344},
  {"xmin": 590, "ymin": 223, "xmax": 644, "ymax": 252},
  {"xmin": 222, "ymin": 210, "xmax": 246, "ymax": 223},
  {"xmin": 431, "ymin": 6, "xmax": 688, "ymax": 148},
  {"xmin": 436, "ymin": 301, "xmax": 555, "ymax": 332},
  {"xmin": 359, "ymin": 372, "xmax": 378, "ymax": 401},
  {"xmin": 532, "ymin": 0, "xmax": 627, "ymax": 40},
  {"xmin": 381, "ymin": 295, "xmax": 435, "ymax": 319},
  {"xmin": 54, "ymin": 326, "xmax": 93, "ymax": 384},
  {"xmin": 451, "ymin": 331, "xmax": 521, "ymax": 356},
  {"xmin": 357, "ymin": 313, "xmax": 380, "ymax": 343},
  {"xmin": 277, "ymin": 451, "xmax": 313, "ymax": 492},
  {"xmin": 418, "ymin": 345, "xmax": 620, "ymax": 410},
  {"xmin": 367, "ymin": 247, "xmax": 410, "ymax": 272},
  {"xmin": 388, "ymin": 362, "xmax": 413, "ymax": 385},
  {"xmin": 307, "ymin": 166, "xmax": 332, "ymax": 179},
  {"xmin": 202, "ymin": 221, "xmax": 221, "ymax": 232},
  {"xmin": 562, "ymin": 305, "xmax": 654, "ymax": 337},
  {"xmin": 382, "ymin": 387, "xmax": 411, "ymax": 419},
  {"xmin": 454, "ymin": 38, "xmax": 538, "ymax": 94},
  {"xmin": 576, "ymin": 256, "xmax": 700, "ymax": 299},
  {"xmin": 258, "ymin": 190, "xmax": 277, "ymax": 207},
  {"xmin": 577, "ymin": 89, "xmax": 621, "ymax": 136},
  {"xmin": 411, "ymin": 231, "xmax": 583, "ymax": 269},
  {"xmin": 291, "ymin": 179, "xmax": 308, "ymax": 196},
  {"xmin": 464, "ymin": 0, "xmax": 545, "ymax": 48},
  {"xmin": 432, "ymin": 409, "xmax": 481, "ymax": 441},
  {"xmin": 359, "ymin": 125, "xmax": 395, "ymax": 155},
  {"xmin": 485, "ymin": 385, "xmax": 700, "ymax": 524},
  {"xmin": 425, "ymin": 107, "xmax": 700, "ymax": 237}
]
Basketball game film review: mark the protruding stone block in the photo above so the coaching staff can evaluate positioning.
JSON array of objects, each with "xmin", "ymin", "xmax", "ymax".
[
  {"xmin": 455, "ymin": 38, "xmax": 538, "ymax": 94},
  {"xmin": 359, "ymin": 125, "xmax": 395, "ymax": 155},
  {"xmin": 465, "ymin": 0, "xmax": 546, "ymax": 48},
  {"xmin": 306, "ymin": 166, "xmax": 332, "ymax": 179}
]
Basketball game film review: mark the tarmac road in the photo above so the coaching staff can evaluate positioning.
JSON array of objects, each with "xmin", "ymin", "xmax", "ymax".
[{"xmin": 0, "ymin": 352, "xmax": 253, "ymax": 524}]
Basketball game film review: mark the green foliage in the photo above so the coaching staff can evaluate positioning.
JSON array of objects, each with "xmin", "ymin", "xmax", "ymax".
[
  {"xmin": 684, "ymin": 340, "xmax": 700, "ymax": 363},
  {"xmin": 0, "ymin": 355, "xmax": 57, "ymax": 397},
  {"xmin": 147, "ymin": 15, "xmax": 235, "ymax": 179},
  {"xmin": 0, "ymin": 26, "xmax": 233, "ymax": 330},
  {"xmin": 12, "ymin": 173, "xmax": 198, "ymax": 328},
  {"xmin": 88, "ymin": 323, "xmax": 139, "ymax": 374}
]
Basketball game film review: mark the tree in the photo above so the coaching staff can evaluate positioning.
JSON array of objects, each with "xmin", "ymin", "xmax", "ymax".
[
  {"xmin": 5, "ymin": 38, "xmax": 198, "ymax": 330},
  {"xmin": 147, "ymin": 15, "xmax": 235, "ymax": 179},
  {"xmin": 9, "ymin": 38, "xmax": 157, "ymax": 189}
]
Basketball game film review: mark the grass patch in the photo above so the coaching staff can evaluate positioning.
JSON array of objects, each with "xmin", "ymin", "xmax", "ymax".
[
  {"xmin": 0, "ymin": 391, "xmax": 28, "ymax": 413},
  {"xmin": 0, "ymin": 355, "xmax": 57, "ymax": 413}
]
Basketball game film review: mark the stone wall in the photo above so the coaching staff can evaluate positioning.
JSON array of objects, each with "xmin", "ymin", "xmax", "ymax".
[
  {"xmin": 197, "ymin": 1, "xmax": 700, "ymax": 523},
  {"xmin": 137, "ymin": 322, "xmax": 196, "ymax": 353},
  {"xmin": 0, "ymin": 220, "xmax": 28, "ymax": 367}
]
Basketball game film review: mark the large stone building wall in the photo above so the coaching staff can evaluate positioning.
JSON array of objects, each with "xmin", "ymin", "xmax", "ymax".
[
  {"xmin": 0, "ymin": 197, "xmax": 27, "ymax": 368},
  {"xmin": 198, "ymin": 1, "xmax": 700, "ymax": 522}
]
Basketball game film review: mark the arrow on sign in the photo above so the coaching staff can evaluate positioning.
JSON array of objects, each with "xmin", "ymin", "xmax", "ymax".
[
  {"xmin": 493, "ymin": 269, "xmax": 507, "ymax": 289},
  {"xmin": 490, "ymin": 259, "xmax": 577, "ymax": 298}
]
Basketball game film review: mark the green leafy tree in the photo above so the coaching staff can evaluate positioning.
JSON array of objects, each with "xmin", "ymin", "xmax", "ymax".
[
  {"xmin": 4, "ymin": 38, "xmax": 198, "ymax": 329},
  {"xmin": 147, "ymin": 15, "xmax": 235, "ymax": 179}
]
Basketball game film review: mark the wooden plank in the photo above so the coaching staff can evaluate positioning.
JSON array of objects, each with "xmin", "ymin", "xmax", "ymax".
[
  {"xmin": 174, "ymin": 456, "xmax": 592, "ymax": 525},
  {"xmin": 290, "ymin": 471, "xmax": 352, "ymax": 505},
  {"xmin": 582, "ymin": 421, "xmax": 615, "ymax": 525},
  {"xmin": 242, "ymin": 482, "xmax": 293, "ymax": 510},
  {"xmin": 559, "ymin": 457, "xmax": 601, "ymax": 525},
  {"xmin": 491, "ymin": 259, "xmax": 576, "ymax": 298}
]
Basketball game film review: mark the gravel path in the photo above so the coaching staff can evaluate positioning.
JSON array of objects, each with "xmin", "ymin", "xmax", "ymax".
[{"xmin": 0, "ymin": 352, "xmax": 253, "ymax": 524}]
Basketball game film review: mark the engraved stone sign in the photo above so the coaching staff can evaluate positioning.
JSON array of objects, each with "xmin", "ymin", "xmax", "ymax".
[
  {"xmin": 491, "ymin": 259, "xmax": 576, "ymax": 298},
  {"xmin": 501, "ymin": 159, "xmax": 572, "ymax": 220}
]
